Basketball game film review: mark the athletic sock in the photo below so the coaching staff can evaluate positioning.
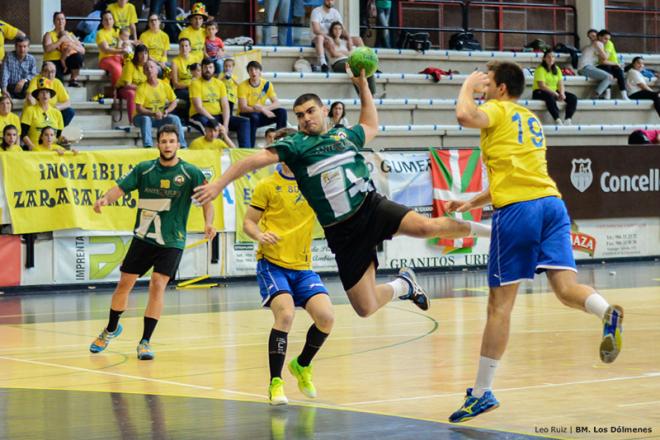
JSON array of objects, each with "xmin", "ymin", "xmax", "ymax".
[
  {"xmin": 269, "ymin": 328, "xmax": 288, "ymax": 380},
  {"xmin": 468, "ymin": 221, "xmax": 491, "ymax": 238},
  {"xmin": 473, "ymin": 356, "xmax": 499, "ymax": 398},
  {"xmin": 106, "ymin": 309, "xmax": 124, "ymax": 333},
  {"xmin": 141, "ymin": 317, "xmax": 159, "ymax": 342},
  {"xmin": 297, "ymin": 325, "xmax": 329, "ymax": 367},
  {"xmin": 387, "ymin": 278, "xmax": 410, "ymax": 300},
  {"xmin": 585, "ymin": 292, "xmax": 610, "ymax": 320}
]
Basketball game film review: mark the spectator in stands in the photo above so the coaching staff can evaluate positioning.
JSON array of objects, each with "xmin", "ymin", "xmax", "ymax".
[
  {"xmin": 190, "ymin": 62, "xmax": 202, "ymax": 79},
  {"xmin": 190, "ymin": 58, "xmax": 250, "ymax": 147},
  {"xmin": 189, "ymin": 118, "xmax": 235, "ymax": 150},
  {"xmin": 328, "ymin": 100, "xmax": 348, "ymax": 128},
  {"xmin": 325, "ymin": 22, "xmax": 376, "ymax": 96},
  {"xmin": 97, "ymin": 11, "xmax": 131, "ymax": 87},
  {"xmin": 35, "ymin": 126, "xmax": 75, "ymax": 154},
  {"xmin": 171, "ymin": 38, "xmax": 197, "ymax": 120},
  {"xmin": 107, "ymin": 0, "xmax": 139, "ymax": 40},
  {"xmin": 139, "ymin": 15, "xmax": 171, "ymax": 73},
  {"xmin": 150, "ymin": 0, "xmax": 179, "ymax": 42},
  {"xmin": 596, "ymin": 29, "xmax": 629, "ymax": 100},
  {"xmin": 0, "ymin": 19, "xmax": 25, "ymax": 65},
  {"xmin": 134, "ymin": 60, "xmax": 187, "ymax": 148},
  {"xmin": 20, "ymin": 78, "xmax": 63, "ymax": 150},
  {"xmin": 628, "ymin": 129, "xmax": 659, "ymax": 145},
  {"xmin": 577, "ymin": 29, "xmax": 613, "ymax": 99},
  {"xmin": 311, "ymin": 0, "xmax": 364, "ymax": 72},
  {"xmin": 1, "ymin": 125, "xmax": 21, "ymax": 152},
  {"xmin": 26, "ymin": 62, "xmax": 75, "ymax": 127},
  {"xmin": 1, "ymin": 37, "xmax": 37, "ymax": 100},
  {"xmin": 117, "ymin": 27, "xmax": 136, "ymax": 61},
  {"xmin": 204, "ymin": 21, "xmax": 225, "ymax": 74},
  {"xmin": 238, "ymin": 61, "xmax": 287, "ymax": 148},
  {"xmin": 179, "ymin": 2, "xmax": 208, "ymax": 63},
  {"xmin": 625, "ymin": 57, "xmax": 660, "ymax": 118},
  {"xmin": 533, "ymin": 50, "xmax": 577, "ymax": 125},
  {"xmin": 262, "ymin": 0, "xmax": 292, "ymax": 46},
  {"xmin": 264, "ymin": 127, "xmax": 277, "ymax": 146},
  {"xmin": 220, "ymin": 58, "xmax": 239, "ymax": 115},
  {"xmin": 376, "ymin": 0, "xmax": 392, "ymax": 48},
  {"xmin": 43, "ymin": 12, "xmax": 85, "ymax": 87},
  {"xmin": 0, "ymin": 96, "xmax": 21, "ymax": 134},
  {"xmin": 116, "ymin": 44, "xmax": 150, "ymax": 124}
]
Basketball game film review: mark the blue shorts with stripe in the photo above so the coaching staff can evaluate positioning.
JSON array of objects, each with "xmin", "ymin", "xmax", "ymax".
[
  {"xmin": 488, "ymin": 196, "xmax": 576, "ymax": 287},
  {"xmin": 256, "ymin": 259, "xmax": 328, "ymax": 307}
]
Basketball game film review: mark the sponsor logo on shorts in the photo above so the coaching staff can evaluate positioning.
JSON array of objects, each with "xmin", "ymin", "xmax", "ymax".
[{"xmin": 309, "ymin": 283, "xmax": 324, "ymax": 289}]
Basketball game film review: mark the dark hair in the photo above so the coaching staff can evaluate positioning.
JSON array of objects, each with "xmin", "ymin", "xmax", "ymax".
[
  {"xmin": 53, "ymin": 11, "xmax": 65, "ymax": 22},
  {"xmin": 329, "ymin": 21, "xmax": 344, "ymax": 37},
  {"xmin": 628, "ymin": 130, "xmax": 651, "ymax": 145},
  {"xmin": 246, "ymin": 60, "xmax": 262, "ymax": 72},
  {"xmin": 1, "ymin": 124, "xmax": 18, "ymax": 150},
  {"xmin": 38, "ymin": 126, "xmax": 56, "ymax": 145},
  {"xmin": 587, "ymin": 28, "xmax": 598, "ymax": 35},
  {"xmin": 201, "ymin": 57, "xmax": 215, "ymax": 67},
  {"xmin": 597, "ymin": 29, "xmax": 611, "ymax": 38},
  {"xmin": 265, "ymin": 128, "xmax": 277, "ymax": 137},
  {"xmin": 157, "ymin": 124, "xmax": 179, "ymax": 142},
  {"xmin": 330, "ymin": 101, "xmax": 346, "ymax": 119},
  {"xmin": 274, "ymin": 127, "xmax": 296, "ymax": 140},
  {"xmin": 207, "ymin": 21, "xmax": 218, "ymax": 28},
  {"xmin": 188, "ymin": 62, "xmax": 201, "ymax": 71},
  {"xmin": 223, "ymin": 58, "xmax": 235, "ymax": 66},
  {"xmin": 625, "ymin": 56, "xmax": 644, "ymax": 73},
  {"xmin": 101, "ymin": 10, "xmax": 114, "ymax": 22},
  {"xmin": 0, "ymin": 94, "xmax": 14, "ymax": 109},
  {"xmin": 15, "ymin": 35, "xmax": 29, "ymax": 45},
  {"xmin": 204, "ymin": 118, "xmax": 220, "ymax": 129},
  {"xmin": 540, "ymin": 50, "xmax": 558, "ymax": 75},
  {"xmin": 293, "ymin": 93, "xmax": 323, "ymax": 109},
  {"xmin": 133, "ymin": 44, "xmax": 149, "ymax": 67},
  {"xmin": 486, "ymin": 61, "xmax": 526, "ymax": 98},
  {"xmin": 178, "ymin": 37, "xmax": 191, "ymax": 45}
]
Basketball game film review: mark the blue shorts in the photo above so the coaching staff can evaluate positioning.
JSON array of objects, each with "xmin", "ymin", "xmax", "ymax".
[
  {"xmin": 257, "ymin": 259, "xmax": 328, "ymax": 307},
  {"xmin": 488, "ymin": 196, "xmax": 576, "ymax": 287}
]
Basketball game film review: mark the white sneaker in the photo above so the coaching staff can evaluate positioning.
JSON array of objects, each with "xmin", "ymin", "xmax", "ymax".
[
  {"xmin": 564, "ymin": 118, "xmax": 572, "ymax": 126},
  {"xmin": 621, "ymin": 91, "xmax": 630, "ymax": 101},
  {"xmin": 604, "ymin": 89, "xmax": 611, "ymax": 100},
  {"xmin": 555, "ymin": 118, "xmax": 563, "ymax": 126}
]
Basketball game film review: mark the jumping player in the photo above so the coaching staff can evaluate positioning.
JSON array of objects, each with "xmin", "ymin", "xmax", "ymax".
[
  {"xmin": 447, "ymin": 61, "xmax": 624, "ymax": 422},
  {"xmin": 89, "ymin": 124, "xmax": 216, "ymax": 360}
]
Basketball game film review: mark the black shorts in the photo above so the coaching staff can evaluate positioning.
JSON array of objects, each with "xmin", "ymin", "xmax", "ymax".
[
  {"xmin": 120, "ymin": 237, "xmax": 183, "ymax": 279},
  {"xmin": 324, "ymin": 191, "xmax": 411, "ymax": 291}
]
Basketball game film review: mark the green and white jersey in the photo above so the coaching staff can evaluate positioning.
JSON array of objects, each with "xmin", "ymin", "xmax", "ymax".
[
  {"xmin": 117, "ymin": 159, "xmax": 206, "ymax": 249},
  {"xmin": 270, "ymin": 125, "xmax": 373, "ymax": 226}
]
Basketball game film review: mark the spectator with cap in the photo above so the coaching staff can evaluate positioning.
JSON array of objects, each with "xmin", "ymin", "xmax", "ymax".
[
  {"xmin": 596, "ymin": 29, "xmax": 629, "ymax": 100},
  {"xmin": 26, "ymin": 61, "xmax": 75, "ymax": 127},
  {"xmin": 42, "ymin": 12, "xmax": 85, "ymax": 87},
  {"xmin": 238, "ymin": 60, "xmax": 287, "ymax": 148},
  {"xmin": 20, "ymin": 78, "xmax": 63, "ymax": 150},
  {"xmin": 97, "ymin": 10, "xmax": 131, "ymax": 87},
  {"xmin": 625, "ymin": 57, "xmax": 660, "ymax": 118},
  {"xmin": 134, "ymin": 60, "xmax": 187, "ymax": 148},
  {"xmin": 139, "ymin": 14, "xmax": 171, "ymax": 74},
  {"xmin": 1, "ymin": 36, "xmax": 37, "ymax": 100},
  {"xmin": 0, "ymin": 19, "xmax": 25, "ymax": 65},
  {"xmin": 107, "ymin": 0, "xmax": 139, "ymax": 40},
  {"xmin": 179, "ymin": 3, "xmax": 208, "ymax": 63},
  {"xmin": 0, "ymin": 95, "xmax": 21, "ymax": 134},
  {"xmin": 189, "ymin": 118, "xmax": 236, "ymax": 150},
  {"xmin": 116, "ymin": 44, "xmax": 150, "ymax": 124}
]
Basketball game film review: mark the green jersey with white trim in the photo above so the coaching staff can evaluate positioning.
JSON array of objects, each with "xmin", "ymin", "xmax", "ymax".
[
  {"xmin": 270, "ymin": 125, "xmax": 373, "ymax": 226},
  {"xmin": 117, "ymin": 158, "xmax": 206, "ymax": 249}
]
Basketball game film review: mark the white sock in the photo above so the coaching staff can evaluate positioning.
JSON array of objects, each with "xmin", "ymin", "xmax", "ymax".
[
  {"xmin": 468, "ymin": 221, "xmax": 491, "ymax": 238},
  {"xmin": 585, "ymin": 292, "xmax": 610, "ymax": 320},
  {"xmin": 621, "ymin": 90, "xmax": 630, "ymax": 100},
  {"xmin": 473, "ymin": 356, "xmax": 499, "ymax": 398},
  {"xmin": 387, "ymin": 278, "xmax": 410, "ymax": 301}
]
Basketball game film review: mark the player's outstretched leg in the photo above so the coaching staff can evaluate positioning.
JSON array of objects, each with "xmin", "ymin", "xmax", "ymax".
[
  {"xmin": 90, "ymin": 323, "xmax": 123, "ymax": 353},
  {"xmin": 136, "ymin": 272, "xmax": 170, "ymax": 361},
  {"xmin": 89, "ymin": 273, "xmax": 138, "ymax": 353},
  {"xmin": 449, "ymin": 388, "xmax": 500, "ymax": 423},
  {"xmin": 397, "ymin": 267, "xmax": 429, "ymax": 311},
  {"xmin": 268, "ymin": 294, "xmax": 295, "ymax": 405},
  {"xmin": 600, "ymin": 305, "xmax": 624, "ymax": 363}
]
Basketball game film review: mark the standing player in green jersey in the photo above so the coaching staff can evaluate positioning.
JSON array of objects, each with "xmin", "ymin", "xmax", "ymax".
[
  {"xmin": 193, "ymin": 71, "xmax": 490, "ymax": 318},
  {"xmin": 89, "ymin": 125, "xmax": 216, "ymax": 360}
]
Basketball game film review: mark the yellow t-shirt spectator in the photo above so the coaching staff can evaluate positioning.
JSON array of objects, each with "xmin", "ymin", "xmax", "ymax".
[
  {"xmin": 135, "ymin": 79, "xmax": 177, "ymax": 113},
  {"xmin": 533, "ymin": 65, "xmax": 562, "ymax": 92},
  {"xmin": 0, "ymin": 20, "xmax": 20, "ymax": 61},
  {"xmin": 0, "ymin": 112, "xmax": 21, "ymax": 133},
  {"xmin": 604, "ymin": 40, "xmax": 618, "ymax": 64},
  {"xmin": 238, "ymin": 78, "xmax": 277, "ymax": 107},
  {"xmin": 139, "ymin": 30, "xmax": 170, "ymax": 63},
  {"xmin": 26, "ymin": 75, "xmax": 70, "ymax": 107},
  {"xmin": 189, "ymin": 136, "xmax": 230, "ymax": 150},
  {"xmin": 96, "ymin": 28, "xmax": 119, "ymax": 61},
  {"xmin": 221, "ymin": 73, "xmax": 239, "ymax": 106},
  {"xmin": 189, "ymin": 77, "xmax": 228, "ymax": 117},
  {"xmin": 33, "ymin": 143, "xmax": 65, "ymax": 153},
  {"xmin": 20, "ymin": 106, "xmax": 64, "ymax": 148},
  {"xmin": 43, "ymin": 30, "xmax": 78, "ymax": 62},
  {"xmin": 171, "ymin": 55, "xmax": 195, "ymax": 88},
  {"xmin": 117, "ymin": 62, "xmax": 147, "ymax": 88},
  {"xmin": 178, "ymin": 26, "xmax": 206, "ymax": 63},
  {"xmin": 107, "ymin": 2, "xmax": 138, "ymax": 29},
  {"xmin": 0, "ymin": 144, "xmax": 22, "ymax": 152}
]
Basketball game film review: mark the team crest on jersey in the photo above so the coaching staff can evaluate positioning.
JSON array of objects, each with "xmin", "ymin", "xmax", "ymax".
[
  {"xmin": 174, "ymin": 175, "xmax": 185, "ymax": 186},
  {"xmin": 332, "ymin": 132, "xmax": 347, "ymax": 141},
  {"xmin": 160, "ymin": 179, "xmax": 170, "ymax": 189}
]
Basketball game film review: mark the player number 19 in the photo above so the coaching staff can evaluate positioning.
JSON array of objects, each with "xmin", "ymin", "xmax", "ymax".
[{"xmin": 511, "ymin": 112, "xmax": 544, "ymax": 147}]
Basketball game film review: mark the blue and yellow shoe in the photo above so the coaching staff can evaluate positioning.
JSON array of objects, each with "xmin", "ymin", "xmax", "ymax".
[
  {"xmin": 288, "ymin": 357, "xmax": 316, "ymax": 398},
  {"xmin": 89, "ymin": 324, "xmax": 123, "ymax": 353},
  {"xmin": 449, "ymin": 388, "xmax": 500, "ymax": 423},
  {"xmin": 397, "ymin": 267, "xmax": 429, "ymax": 311},
  {"xmin": 137, "ymin": 339, "xmax": 154, "ymax": 360},
  {"xmin": 600, "ymin": 305, "xmax": 624, "ymax": 363}
]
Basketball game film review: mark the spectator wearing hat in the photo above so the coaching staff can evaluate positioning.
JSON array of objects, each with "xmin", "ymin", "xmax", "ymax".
[
  {"xmin": 43, "ymin": 12, "xmax": 85, "ymax": 87},
  {"xmin": 0, "ymin": 95, "xmax": 21, "ymax": 134},
  {"xmin": 20, "ymin": 78, "xmax": 63, "ymax": 150},
  {"xmin": 139, "ymin": 14, "xmax": 171, "ymax": 73},
  {"xmin": 238, "ymin": 60, "xmax": 287, "ymax": 148},
  {"xmin": 189, "ymin": 118, "xmax": 235, "ymax": 150},
  {"xmin": 134, "ymin": 60, "xmax": 187, "ymax": 148},
  {"xmin": 116, "ymin": 44, "xmax": 150, "ymax": 123},
  {"xmin": 0, "ymin": 19, "xmax": 25, "ymax": 65},
  {"xmin": 26, "ymin": 62, "xmax": 75, "ymax": 127},
  {"xmin": 97, "ymin": 11, "xmax": 132, "ymax": 87},
  {"xmin": 179, "ymin": 3, "xmax": 208, "ymax": 63},
  {"xmin": 107, "ymin": 0, "xmax": 139, "ymax": 40},
  {"xmin": 1, "ymin": 36, "xmax": 37, "ymax": 100}
]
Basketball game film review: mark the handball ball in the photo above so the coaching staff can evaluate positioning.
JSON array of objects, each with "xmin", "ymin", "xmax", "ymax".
[{"xmin": 348, "ymin": 47, "xmax": 379, "ymax": 77}]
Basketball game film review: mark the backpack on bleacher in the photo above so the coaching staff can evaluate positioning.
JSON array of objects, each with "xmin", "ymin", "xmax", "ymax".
[
  {"xmin": 554, "ymin": 43, "xmax": 579, "ymax": 69},
  {"xmin": 397, "ymin": 32, "xmax": 431, "ymax": 53},
  {"xmin": 448, "ymin": 32, "xmax": 481, "ymax": 51}
]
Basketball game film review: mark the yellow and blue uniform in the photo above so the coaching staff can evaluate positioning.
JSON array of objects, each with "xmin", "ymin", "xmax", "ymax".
[
  {"xmin": 237, "ymin": 78, "xmax": 277, "ymax": 108},
  {"xmin": 478, "ymin": 99, "xmax": 574, "ymax": 287},
  {"xmin": 250, "ymin": 167, "xmax": 327, "ymax": 307}
]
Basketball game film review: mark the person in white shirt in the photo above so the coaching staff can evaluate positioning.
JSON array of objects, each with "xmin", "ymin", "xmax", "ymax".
[
  {"xmin": 625, "ymin": 56, "xmax": 660, "ymax": 117},
  {"xmin": 577, "ymin": 29, "xmax": 614, "ymax": 99},
  {"xmin": 310, "ymin": 0, "xmax": 364, "ymax": 72}
]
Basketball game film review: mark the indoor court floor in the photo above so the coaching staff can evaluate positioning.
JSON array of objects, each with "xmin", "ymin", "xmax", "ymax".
[{"xmin": 1, "ymin": 261, "xmax": 659, "ymax": 439}]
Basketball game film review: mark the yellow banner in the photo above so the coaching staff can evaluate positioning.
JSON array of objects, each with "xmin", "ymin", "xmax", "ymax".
[
  {"xmin": 233, "ymin": 49, "xmax": 262, "ymax": 84},
  {"xmin": 0, "ymin": 149, "xmax": 223, "ymax": 234}
]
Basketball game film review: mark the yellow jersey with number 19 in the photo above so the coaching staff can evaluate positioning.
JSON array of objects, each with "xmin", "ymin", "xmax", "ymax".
[{"xmin": 478, "ymin": 99, "xmax": 560, "ymax": 209}]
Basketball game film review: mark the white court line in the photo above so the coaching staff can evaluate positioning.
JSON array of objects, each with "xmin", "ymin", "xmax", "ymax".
[
  {"xmin": 618, "ymin": 399, "xmax": 660, "ymax": 408},
  {"xmin": 342, "ymin": 372, "xmax": 660, "ymax": 406}
]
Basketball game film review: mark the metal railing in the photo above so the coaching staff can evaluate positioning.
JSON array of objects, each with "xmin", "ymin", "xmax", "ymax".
[{"xmin": 605, "ymin": 4, "xmax": 660, "ymax": 54}]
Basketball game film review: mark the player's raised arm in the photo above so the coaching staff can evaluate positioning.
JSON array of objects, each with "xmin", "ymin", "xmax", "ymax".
[
  {"xmin": 94, "ymin": 186, "xmax": 126, "ymax": 213},
  {"xmin": 456, "ymin": 71, "xmax": 491, "ymax": 129},
  {"xmin": 349, "ymin": 68, "xmax": 378, "ymax": 143},
  {"xmin": 193, "ymin": 148, "xmax": 280, "ymax": 204}
]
